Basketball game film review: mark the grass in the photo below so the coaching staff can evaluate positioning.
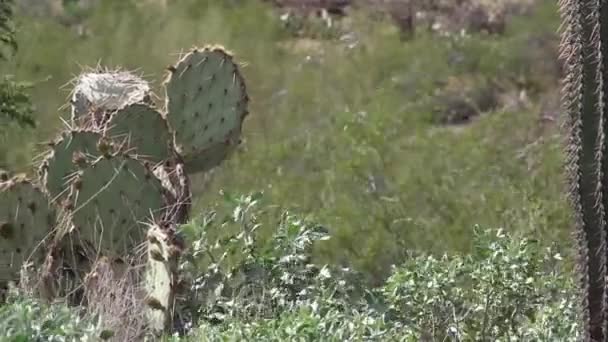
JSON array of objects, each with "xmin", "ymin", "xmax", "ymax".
[{"xmin": 4, "ymin": 0, "xmax": 571, "ymax": 284}]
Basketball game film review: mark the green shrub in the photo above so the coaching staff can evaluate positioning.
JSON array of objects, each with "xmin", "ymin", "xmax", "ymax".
[
  {"xmin": 0, "ymin": 193, "xmax": 580, "ymax": 341},
  {"xmin": 169, "ymin": 194, "xmax": 578, "ymax": 341},
  {"xmin": 0, "ymin": 287, "xmax": 103, "ymax": 341},
  {"xmin": 176, "ymin": 192, "xmax": 365, "ymax": 331},
  {"xmin": 382, "ymin": 227, "xmax": 578, "ymax": 340},
  {"xmin": 0, "ymin": 0, "xmax": 35, "ymax": 169}
]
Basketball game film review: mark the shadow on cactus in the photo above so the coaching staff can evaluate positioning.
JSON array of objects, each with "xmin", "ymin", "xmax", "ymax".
[{"xmin": 0, "ymin": 44, "xmax": 250, "ymax": 337}]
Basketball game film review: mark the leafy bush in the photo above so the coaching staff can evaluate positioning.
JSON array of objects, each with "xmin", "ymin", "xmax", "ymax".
[
  {"xmin": 168, "ymin": 193, "xmax": 579, "ymax": 341},
  {"xmin": 176, "ymin": 192, "xmax": 365, "ymax": 332},
  {"xmin": 0, "ymin": 193, "xmax": 581, "ymax": 341},
  {"xmin": 0, "ymin": 286, "xmax": 103, "ymax": 341},
  {"xmin": 0, "ymin": 75, "xmax": 34, "ymax": 129},
  {"xmin": 0, "ymin": 0, "xmax": 35, "ymax": 168},
  {"xmin": 382, "ymin": 227, "xmax": 579, "ymax": 341},
  {"xmin": 0, "ymin": 0, "xmax": 34, "ymax": 127}
]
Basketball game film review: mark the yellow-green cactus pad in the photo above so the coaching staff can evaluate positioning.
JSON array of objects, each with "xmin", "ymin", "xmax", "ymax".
[
  {"xmin": 104, "ymin": 103, "xmax": 174, "ymax": 165},
  {"xmin": 164, "ymin": 46, "xmax": 249, "ymax": 174},
  {"xmin": 144, "ymin": 224, "xmax": 182, "ymax": 333},
  {"xmin": 66, "ymin": 155, "xmax": 166, "ymax": 257},
  {"xmin": 0, "ymin": 177, "xmax": 55, "ymax": 283},
  {"xmin": 39, "ymin": 130, "xmax": 107, "ymax": 204}
]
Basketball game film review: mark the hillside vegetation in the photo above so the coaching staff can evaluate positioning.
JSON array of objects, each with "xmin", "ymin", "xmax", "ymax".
[
  {"xmin": 0, "ymin": 0, "xmax": 581, "ymax": 340},
  {"xmin": 6, "ymin": 0, "xmax": 570, "ymax": 276}
]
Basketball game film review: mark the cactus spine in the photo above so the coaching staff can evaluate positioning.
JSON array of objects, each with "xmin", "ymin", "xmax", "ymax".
[{"xmin": 560, "ymin": 0, "xmax": 608, "ymax": 340}]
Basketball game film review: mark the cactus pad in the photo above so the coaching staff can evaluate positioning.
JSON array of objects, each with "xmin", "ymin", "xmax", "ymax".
[
  {"xmin": 164, "ymin": 46, "xmax": 249, "ymax": 174},
  {"xmin": 0, "ymin": 177, "xmax": 55, "ymax": 283},
  {"xmin": 71, "ymin": 71, "xmax": 152, "ymax": 128},
  {"xmin": 104, "ymin": 103, "xmax": 174, "ymax": 165},
  {"xmin": 65, "ymin": 155, "xmax": 166, "ymax": 257},
  {"xmin": 39, "ymin": 130, "xmax": 108, "ymax": 204},
  {"xmin": 144, "ymin": 224, "xmax": 182, "ymax": 333}
]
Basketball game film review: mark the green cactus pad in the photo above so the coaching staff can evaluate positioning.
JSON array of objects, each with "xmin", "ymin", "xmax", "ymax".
[
  {"xmin": 71, "ymin": 71, "xmax": 152, "ymax": 128},
  {"xmin": 66, "ymin": 155, "xmax": 166, "ymax": 257},
  {"xmin": 104, "ymin": 103, "xmax": 173, "ymax": 165},
  {"xmin": 39, "ymin": 130, "xmax": 108, "ymax": 204},
  {"xmin": 144, "ymin": 224, "xmax": 182, "ymax": 333},
  {"xmin": 0, "ymin": 177, "xmax": 55, "ymax": 283},
  {"xmin": 164, "ymin": 46, "xmax": 249, "ymax": 174}
]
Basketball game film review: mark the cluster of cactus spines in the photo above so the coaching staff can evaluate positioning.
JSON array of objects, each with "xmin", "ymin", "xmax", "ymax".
[
  {"xmin": 559, "ymin": 0, "xmax": 608, "ymax": 340},
  {"xmin": 164, "ymin": 46, "xmax": 249, "ymax": 174},
  {"xmin": 70, "ymin": 70, "xmax": 153, "ymax": 128},
  {"xmin": 0, "ymin": 176, "xmax": 55, "ymax": 284},
  {"xmin": 143, "ymin": 223, "xmax": 183, "ymax": 333}
]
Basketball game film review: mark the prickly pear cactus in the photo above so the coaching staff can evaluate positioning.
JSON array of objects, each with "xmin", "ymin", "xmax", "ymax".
[
  {"xmin": 0, "ymin": 43, "xmax": 253, "ymax": 335},
  {"xmin": 64, "ymin": 154, "xmax": 167, "ymax": 257},
  {"xmin": 39, "ymin": 130, "xmax": 110, "ymax": 204},
  {"xmin": 104, "ymin": 103, "xmax": 174, "ymax": 165},
  {"xmin": 164, "ymin": 46, "xmax": 249, "ymax": 174},
  {"xmin": 0, "ymin": 176, "xmax": 55, "ymax": 283},
  {"xmin": 71, "ymin": 70, "xmax": 152, "ymax": 128},
  {"xmin": 144, "ymin": 223, "xmax": 183, "ymax": 333}
]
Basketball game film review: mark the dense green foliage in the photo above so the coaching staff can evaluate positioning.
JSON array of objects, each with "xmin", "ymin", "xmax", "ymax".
[
  {"xmin": 0, "ymin": 0, "xmax": 582, "ymax": 340},
  {"xmin": 172, "ymin": 194, "xmax": 579, "ymax": 341},
  {"xmin": 0, "ymin": 288, "xmax": 101, "ymax": 341},
  {"xmin": 0, "ymin": 194, "xmax": 579, "ymax": 341},
  {"xmin": 6, "ymin": 0, "xmax": 569, "ymax": 279},
  {"xmin": 0, "ymin": 0, "xmax": 35, "ymax": 168}
]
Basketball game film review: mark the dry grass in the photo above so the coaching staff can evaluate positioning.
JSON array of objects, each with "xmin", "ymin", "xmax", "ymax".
[
  {"xmin": 17, "ymin": 241, "xmax": 154, "ymax": 341},
  {"xmin": 82, "ymin": 255, "xmax": 150, "ymax": 341}
]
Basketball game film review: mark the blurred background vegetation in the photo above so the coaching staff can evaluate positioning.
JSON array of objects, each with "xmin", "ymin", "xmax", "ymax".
[{"xmin": 3, "ymin": 0, "xmax": 570, "ymax": 285}]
